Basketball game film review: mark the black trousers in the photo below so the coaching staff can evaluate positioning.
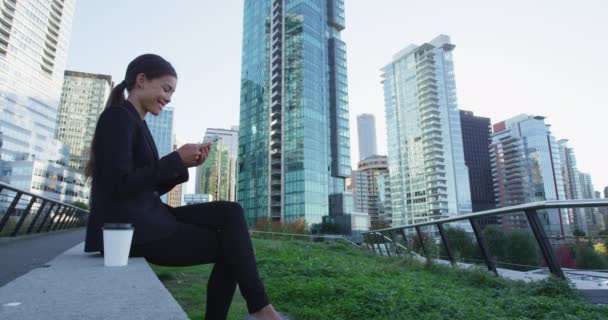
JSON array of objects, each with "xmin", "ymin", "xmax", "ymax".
[{"xmin": 130, "ymin": 201, "xmax": 269, "ymax": 319}]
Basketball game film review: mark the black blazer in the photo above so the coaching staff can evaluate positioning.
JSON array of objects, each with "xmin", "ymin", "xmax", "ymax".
[{"xmin": 84, "ymin": 101, "xmax": 188, "ymax": 252}]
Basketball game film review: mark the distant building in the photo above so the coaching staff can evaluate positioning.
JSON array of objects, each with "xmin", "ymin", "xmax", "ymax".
[
  {"xmin": 557, "ymin": 140, "xmax": 587, "ymax": 233},
  {"xmin": 55, "ymin": 71, "xmax": 112, "ymax": 173},
  {"xmin": 579, "ymin": 172, "xmax": 600, "ymax": 235},
  {"xmin": 352, "ymin": 155, "xmax": 391, "ymax": 228},
  {"xmin": 490, "ymin": 115, "xmax": 567, "ymax": 236},
  {"xmin": 0, "ymin": 159, "xmax": 89, "ymax": 205},
  {"xmin": 196, "ymin": 127, "xmax": 239, "ymax": 201},
  {"xmin": 357, "ymin": 114, "xmax": 378, "ymax": 161},
  {"xmin": 183, "ymin": 193, "xmax": 213, "ymax": 205},
  {"xmin": 144, "ymin": 108, "xmax": 174, "ymax": 203},
  {"xmin": 167, "ymin": 136, "xmax": 184, "ymax": 207},
  {"xmin": 382, "ymin": 35, "xmax": 472, "ymax": 226}
]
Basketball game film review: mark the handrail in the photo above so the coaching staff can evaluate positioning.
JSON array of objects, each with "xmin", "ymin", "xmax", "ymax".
[
  {"xmin": 250, "ymin": 230, "xmax": 359, "ymax": 247},
  {"xmin": 363, "ymin": 199, "xmax": 608, "ymax": 280},
  {"xmin": 0, "ymin": 182, "xmax": 89, "ymax": 237},
  {"xmin": 370, "ymin": 199, "xmax": 608, "ymax": 233}
]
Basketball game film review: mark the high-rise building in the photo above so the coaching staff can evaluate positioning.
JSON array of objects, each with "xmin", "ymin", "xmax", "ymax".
[
  {"xmin": 183, "ymin": 193, "xmax": 213, "ymax": 205},
  {"xmin": 144, "ymin": 107, "xmax": 174, "ymax": 203},
  {"xmin": 238, "ymin": 0, "xmax": 351, "ymax": 226},
  {"xmin": 357, "ymin": 114, "xmax": 378, "ymax": 161},
  {"xmin": 196, "ymin": 127, "xmax": 239, "ymax": 201},
  {"xmin": 0, "ymin": 0, "xmax": 75, "ymax": 163},
  {"xmin": 352, "ymin": 155, "xmax": 391, "ymax": 228},
  {"xmin": 594, "ymin": 191, "xmax": 606, "ymax": 231},
  {"xmin": 490, "ymin": 115, "xmax": 567, "ymax": 236},
  {"xmin": 459, "ymin": 110, "xmax": 495, "ymax": 214},
  {"xmin": 55, "ymin": 71, "xmax": 112, "ymax": 173},
  {"xmin": 167, "ymin": 136, "xmax": 184, "ymax": 207},
  {"xmin": 382, "ymin": 35, "xmax": 472, "ymax": 226},
  {"xmin": 557, "ymin": 139, "xmax": 586, "ymax": 233},
  {"xmin": 578, "ymin": 171, "xmax": 600, "ymax": 234}
]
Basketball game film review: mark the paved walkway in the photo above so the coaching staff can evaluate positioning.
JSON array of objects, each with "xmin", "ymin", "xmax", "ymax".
[{"xmin": 0, "ymin": 228, "xmax": 86, "ymax": 287}]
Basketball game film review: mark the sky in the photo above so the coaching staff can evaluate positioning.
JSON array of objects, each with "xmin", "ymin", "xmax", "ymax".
[{"xmin": 66, "ymin": 0, "xmax": 608, "ymax": 193}]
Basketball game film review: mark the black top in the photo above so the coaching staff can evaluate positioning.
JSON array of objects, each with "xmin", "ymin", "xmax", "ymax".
[{"xmin": 84, "ymin": 101, "xmax": 188, "ymax": 252}]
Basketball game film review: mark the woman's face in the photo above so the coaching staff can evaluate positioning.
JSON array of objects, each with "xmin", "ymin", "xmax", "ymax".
[{"xmin": 137, "ymin": 74, "xmax": 177, "ymax": 116}]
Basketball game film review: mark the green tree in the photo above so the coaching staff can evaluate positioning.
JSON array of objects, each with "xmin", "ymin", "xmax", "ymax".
[
  {"xmin": 439, "ymin": 228, "xmax": 481, "ymax": 263},
  {"xmin": 72, "ymin": 201, "xmax": 89, "ymax": 210},
  {"xmin": 575, "ymin": 245, "xmax": 608, "ymax": 269},
  {"xmin": 573, "ymin": 229, "xmax": 586, "ymax": 237}
]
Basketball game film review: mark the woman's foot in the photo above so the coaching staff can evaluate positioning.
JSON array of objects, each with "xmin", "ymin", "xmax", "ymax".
[{"xmin": 250, "ymin": 304, "xmax": 282, "ymax": 320}]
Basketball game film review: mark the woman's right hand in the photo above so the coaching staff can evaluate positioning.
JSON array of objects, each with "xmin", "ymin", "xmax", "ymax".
[{"xmin": 176, "ymin": 143, "xmax": 204, "ymax": 168}]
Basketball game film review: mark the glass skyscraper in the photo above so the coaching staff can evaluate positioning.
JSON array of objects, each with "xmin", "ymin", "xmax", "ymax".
[
  {"xmin": 196, "ymin": 127, "xmax": 239, "ymax": 201},
  {"xmin": 490, "ymin": 114, "xmax": 567, "ymax": 236},
  {"xmin": 145, "ymin": 107, "xmax": 174, "ymax": 203},
  {"xmin": 382, "ymin": 35, "xmax": 472, "ymax": 226},
  {"xmin": 55, "ymin": 71, "xmax": 112, "ymax": 173},
  {"xmin": 356, "ymin": 113, "xmax": 378, "ymax": 161},
  {"xmin": 238, "ymin": 0, "xmax": 351, "ymax": 225},
  {"xmin": 0, "ymin": 0, "xmax": 75, "ymax": 163}
]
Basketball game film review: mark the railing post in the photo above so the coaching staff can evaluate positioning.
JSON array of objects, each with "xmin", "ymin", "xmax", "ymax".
[
  {"xmin": 525, "ymin": 209, "xmax": 565, "ymax": 280},
  {"xmin": 45, "ymin": 205, "xmax": 66, "ymax": 232},
  {"xmin": 11, "ymin": 197, "xmax": 37, "ymax": 237},
  {"xmin": 0, "ymin": 191, "xmax": 22, "ymax": 234},
  {"xmin": 383, "ymin": 232, "xmax": 393, "ymax": 257},
  {"xmin": 37, "ymin": 202, "xmax": 57, "ymax": 233},
  {"xmin": 56, "ymin": 207, "xmax": 76, "ymax": 230},
  {"xmin": 415, "ymin": 226, "xmax": 429, "ymax": 258},
  {"xmin": 469, "ymin": 218, "xmax": 497, "ymax": 275},
  {"xmin": 26, "ymin": 200, "xmax": 48, "ymax": 234},
  {"xmin": 437, "ymin": 223, "xmax": 456, "ymax": 266},
  {"xmin": 374, "ymin": 233, "xmax": 383, "ymax": 255},
  {"xmin": 51, "ymin": 206, "xmax": 69, "ymax": 231}
]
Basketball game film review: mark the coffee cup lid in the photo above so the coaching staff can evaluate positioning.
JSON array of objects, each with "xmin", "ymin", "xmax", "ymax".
[{"xmin": 103, "ymin": 223, "xmax": 133, "ymax": 230}]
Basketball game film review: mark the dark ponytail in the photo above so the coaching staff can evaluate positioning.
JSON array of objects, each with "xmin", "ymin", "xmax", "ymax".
[{"xmin": 85, "ymin": 54, "xmax": 177, "ymax": 178}]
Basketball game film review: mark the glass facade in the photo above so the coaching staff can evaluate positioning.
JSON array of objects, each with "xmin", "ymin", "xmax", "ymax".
[
  {"xmin": 490, "ymin": 115, "xmax": 568, "ymax": 236},
  {"xmin": 356, "ymin": 114, "xmax": 378, "ymax": 161},
  {"xmin": 196, "ymin": 127, "xmax": 239, "ymax": 201},
  {"xmin": 55, "ymin": 71, "xmax": 112, "ymax": 173},
  {"xmin": 144, "ymin": 107, "xmax": 174, "ymax": 203},
  {"xmin": 0, "ymin": 0, "xmax": 75, "ymax": 163},
  {"xmin": 238, "ymin": 0, "xmax": 351, "ymax": 226},
  {"xmin": 352, "ymin": 155, "xmax": 390, "ymax": 225},
  {"xmin": 382, "ymin": 35, "xmax": 472, "ymax": 226}
]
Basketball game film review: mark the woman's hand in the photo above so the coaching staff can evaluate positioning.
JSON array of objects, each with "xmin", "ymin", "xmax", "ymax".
[{"xmin": 177, "ymin": 143, "xmax": 212, "ymax": 168}]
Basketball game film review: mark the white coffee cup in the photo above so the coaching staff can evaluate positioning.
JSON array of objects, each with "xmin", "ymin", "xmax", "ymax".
[{"xmin": 102, "ymin": 223, "xmax": 134, "ymax": 267}]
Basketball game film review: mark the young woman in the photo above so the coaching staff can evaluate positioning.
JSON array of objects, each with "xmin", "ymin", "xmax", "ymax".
[{"xmin": 84, "ymin": 54, "xmax": 283, "ymax": 320}]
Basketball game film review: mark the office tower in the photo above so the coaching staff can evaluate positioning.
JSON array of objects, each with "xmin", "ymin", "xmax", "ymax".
[
  {"xmin": 557, "ymin": 139, "xmax": 586, "ymax": 233},
  {"xmin": 459, "ymin": 111, "xmax": 494, "ymax": 212},
  {"xmin": 352, "ymin": 155, "xmax": 391, "ymax": 227},
  {"xmin": 238, "ymin": 0, "xmax": 351, "ymax": 226},
  {"xmin": 144, "ymin": 107, "xmax": 174, "ymax": 203},
  {"xmin": 357, "ymin": 114, "xmax": 378, "ymax": 161},
  {"xmin": 183, "ymin": 193, "xmax": 213, "ymax": 205},
  {"xmin": 594, "ymin": 191, "xmax": 606, "ymax": 230},
  {"xmin": 0, "ymin": 0, "xmax": 76, "ymax": 163},
  {"xmin": 196, "ymin": 127, "xmax": 239, "ymax": 201},
  {"xmin": 55, "ymin": 71, "xmax": 112, "ymax": 173},
  {"xmin": 382, "ymin": 35, "xmax": 472, "ymax": 226},
  {"xmin": 197, "ymin": 140, "xmax": 231, "ymax": 201},
  {"xmin": 579, "ymin": 172, "xmax": 599, "ymax": 234},
  {"xmin": 167, "ymin": 136, "xmax": 184, "ymax": 207},
  {"xmin": 490, "ymin": 114, "xmax": 567, "ymax": 236}
]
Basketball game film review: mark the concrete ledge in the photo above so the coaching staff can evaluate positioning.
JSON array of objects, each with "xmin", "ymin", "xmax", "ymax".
[{"xmin": 0, "ymin": 242, "xmax": 188, "ymax": 320}]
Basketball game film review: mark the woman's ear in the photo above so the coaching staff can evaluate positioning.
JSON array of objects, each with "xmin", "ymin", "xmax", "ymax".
[{"xmin": 135, "ymin": 73, "xmax": 147, "ymax": 89}]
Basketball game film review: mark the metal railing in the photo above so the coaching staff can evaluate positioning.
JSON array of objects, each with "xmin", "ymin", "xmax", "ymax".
[
  {"xmin": 0, "ymin": 182, "xmax": 89, "ymax": 237},
  {"xmin": 250, "ymin": 230, "xmax": 360, "ymax": 247},
  {"xmin": 363, "ymin": 199, "xmax": 608, "ymax": 280}
]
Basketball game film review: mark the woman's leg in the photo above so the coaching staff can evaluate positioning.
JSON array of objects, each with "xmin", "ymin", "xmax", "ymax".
[
  {"xmin": 130, "ymin": 223, "xmax": 237, "ymax": 319},
  {"xmin": 170, "ymin": 201, "xmax": 270, "ymax": 314}
]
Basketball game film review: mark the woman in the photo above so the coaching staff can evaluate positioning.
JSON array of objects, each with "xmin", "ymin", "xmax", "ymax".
[{"xmin": 84, "ymin": 54, "xmax": 283, "ymax": 320}]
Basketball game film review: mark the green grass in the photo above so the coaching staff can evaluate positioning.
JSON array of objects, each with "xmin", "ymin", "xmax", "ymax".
[{"xmin": 152, "ymin": 239, "xmax": 608, "ymax": 320}]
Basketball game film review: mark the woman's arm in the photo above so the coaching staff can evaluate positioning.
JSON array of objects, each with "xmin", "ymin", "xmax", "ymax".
[{"xmin": 95, "ymin": 107, "xmax": 188, "ymax": 195}]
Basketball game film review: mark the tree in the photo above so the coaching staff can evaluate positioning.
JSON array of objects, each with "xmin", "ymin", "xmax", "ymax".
[
  {"xmin": 575, "ymin": 245, "xmax": 608, "ymax": 270},
  {"xmin": 597, "ymin": 229, "xmax": 608, "ymax": 236},
  {"xmin": 439, "ymin": 228, "xmax": 481, "ymax": 263},
  {"xmin": 572, "ymin": 229, "xmax": 586, "ymax": 237},
  {"xmin": 72, "ymin": 201, "xmax": 89, "ymax": 210}
]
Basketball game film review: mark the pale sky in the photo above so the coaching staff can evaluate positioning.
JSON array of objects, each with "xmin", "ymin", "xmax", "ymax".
[{"xmin": 66, "ymin": 0, "xmax": 608, "ymax": 193}]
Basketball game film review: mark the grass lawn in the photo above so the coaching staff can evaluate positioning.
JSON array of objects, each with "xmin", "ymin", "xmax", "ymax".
[{"xmin": 152, "ymin": 239, "xmax": 608, "ymax": 320}]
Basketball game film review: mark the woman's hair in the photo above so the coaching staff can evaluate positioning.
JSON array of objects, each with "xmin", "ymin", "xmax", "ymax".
[{"xmin": 84, "ymin": 54, "xmax": 177, "ymax": 178}]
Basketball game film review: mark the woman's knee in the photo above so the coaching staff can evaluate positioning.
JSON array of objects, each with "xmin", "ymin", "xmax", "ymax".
[{"xmin": 222, "ymin": 201, "xmax": 245, "ymax": 222}]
